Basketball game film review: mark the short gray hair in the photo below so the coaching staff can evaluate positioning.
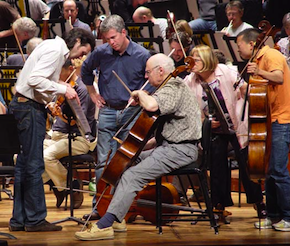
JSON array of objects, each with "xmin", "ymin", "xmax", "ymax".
[
  {"xmin": 26, "ymin": 37, "xmax": 43, "ymax": 55},
  {"xmin": 13, "ymin": 17, "xmax": 37, "ymax": 39},
  {"xmin": 100, "ymin": 14, "xmax": 125, "ymax": 33}
]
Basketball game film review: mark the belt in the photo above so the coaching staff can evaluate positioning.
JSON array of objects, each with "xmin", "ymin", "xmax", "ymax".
[
  {"xmin": 15, "ymin": 92, "xmax": 45, "ymax": 109},
  {"xmin": 168, "ymin": 140, "xmax": 200, "ymax": 145},
  {"xmin": 15, "ymin": 92, "xmax": 30, "ymax": 102},
  {"xmin": 104, "ymin": 102, "xmax": 129, "ymax": 110}
]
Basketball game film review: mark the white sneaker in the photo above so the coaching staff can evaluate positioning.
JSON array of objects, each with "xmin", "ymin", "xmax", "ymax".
[
  {"xmin": 254, "ymin": 217, "xmax": 272, "ymax": 229},
  {"xmin": 112, "ymin": 219, "xmax": 127, "ymax": 232},
  {"xmin": 273, "ymin": 219, "xmax": 290, "ymax": 232},
  {"xmin": 75, "ymin": 223, "xmax": 114, "ymax": 241}
]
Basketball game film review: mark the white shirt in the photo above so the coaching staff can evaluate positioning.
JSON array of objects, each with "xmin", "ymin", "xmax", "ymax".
[
  {"xmin": 28, "ymin": 0, "xmax": 50, "ymax": 20},
  {"xmin": 15, "ymin": 36, "xmax": 68, "ymax": 104},
  {"xmin": 154, "ymin": 18, "xmax": 168, "ymax": 40},
  {"xmin": 227, "ymin": 22, "xmax": 253, "ymax": 37}
]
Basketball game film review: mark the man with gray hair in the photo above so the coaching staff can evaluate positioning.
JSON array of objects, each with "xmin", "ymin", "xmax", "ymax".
[
  {"xmin": 0, "ymin": 11, "xmax": 37, "ymax": 48},
  {"xmin": 76, "ymin": 53, "xmax": 202, "ymax": 241},
  {"xmin": 81, "ymin": 14, "xmax": 151, "ymax": 221}
]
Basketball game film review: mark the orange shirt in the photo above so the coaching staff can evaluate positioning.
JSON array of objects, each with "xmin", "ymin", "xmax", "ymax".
[{"xmin": 256, "ymin": 45, "xmax": 290, "ymax": 123}]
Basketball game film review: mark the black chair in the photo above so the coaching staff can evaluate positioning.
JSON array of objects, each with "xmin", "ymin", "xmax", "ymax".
[
  {"xmin": 0, "ymin": 114, "xmax": 20, "ymax": 240},
  {"xmin": 0, "ymin": 164, "xmax": 14, "ymax": 201},
  {"xmin": 155, "ymin": 118, "xmax": 219, "ymax": 234},
  {"xmin": 52, "ymin": 117, "xmax": 97, "ymax": 225}
]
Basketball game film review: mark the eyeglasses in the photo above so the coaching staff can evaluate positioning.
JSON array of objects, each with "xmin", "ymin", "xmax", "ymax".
[
  {"xmin": 145, "ymin": 65, "xmax": 160, "ymax": 75},
  {"xmin": 193, "ymin": 58, "xmax": 202, "ymax": 63}
]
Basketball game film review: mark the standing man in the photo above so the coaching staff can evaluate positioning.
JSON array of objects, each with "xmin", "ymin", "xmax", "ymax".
[
  {"xmin": 8, "ymin": 28, "xmax": 95, "ymax": 232},
  {"xmin": 75, "ymin": 53, "xmax": 202, "ymax": 241},
  {"xmin": 237, "ymin": 28, "xmax": 290, "ymax": 231},
  {"xmin": 81, "ymin": 14, "xmax": 150, "ymax": 220},
  {"xmin": 62, "ymin": 0, "xmax": 91, "ymax": 32}
]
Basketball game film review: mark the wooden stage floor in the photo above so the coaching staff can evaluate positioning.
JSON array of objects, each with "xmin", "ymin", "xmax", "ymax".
[{"xmin": 0, "ymin": 184, "xmax": 290, "ymax": 246}]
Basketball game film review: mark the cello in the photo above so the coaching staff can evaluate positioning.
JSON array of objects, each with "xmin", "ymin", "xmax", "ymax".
[{"xmin": 245, "ymin": 21, "xmax": 275, "ymax": 181}]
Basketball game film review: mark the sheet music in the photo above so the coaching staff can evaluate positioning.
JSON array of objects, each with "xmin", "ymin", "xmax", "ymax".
[{"xmin": 200, "ymin": 82, "xmax": 235, "ymax": 135}]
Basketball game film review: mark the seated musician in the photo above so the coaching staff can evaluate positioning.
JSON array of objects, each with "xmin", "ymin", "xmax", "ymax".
[
  {"xmin": 221, "ymin": 0, "xmax": 253, "ymax": 37},
  {"xmin": 132, "ymin": 6, "xmax": 168, "ymax": 40},
  {"xmin": 182, "ymin": 44, "xmax": 265, "ymax": 218},
  {"xmin": 43, "ymin": 58, "xmax": 96, "ymax": 209},
  {"xmin": 75, "ymin": 53, "xmax": 202, "ymax": 241},
  {"xmin": 62, "ymin": 0, "xmax": 91, "ymax": 32},
  {"xmin": 0, "ymin": 10, "xmax": 37, "ymax": 49},
  {"xmin": 7, "ymin": 37, "xmax": 43, "ymax": 66},
  {"xmin": 237, "ymin": 28, "xmax": 290, "ymax": 231},
  {"xmin": 168, "ymin": 31, "xmax": 193, "ymax": 79},
  {"xmin": 276, "ymin": 12, "xmax": 290, "ymax": 68}
]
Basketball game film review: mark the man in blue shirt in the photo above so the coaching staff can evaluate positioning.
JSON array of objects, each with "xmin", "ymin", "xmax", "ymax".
[{"xmin": 81, "ymin": 14, "xmax": 150, "ymax": 220}]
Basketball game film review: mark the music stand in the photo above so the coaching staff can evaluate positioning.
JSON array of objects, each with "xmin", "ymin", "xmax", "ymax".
[
  {"xmin": 52, "ymin": 107, "xmax": 85, "ymax": 225},
  {"xmin": 0, "ymin": 114, "xmax": 20, "ymax": 240}
]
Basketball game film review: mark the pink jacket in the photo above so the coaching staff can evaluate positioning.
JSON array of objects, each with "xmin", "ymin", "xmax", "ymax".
[{"xmin": 184, "ymin": 64, "xmax": 248, "ymax": 148}]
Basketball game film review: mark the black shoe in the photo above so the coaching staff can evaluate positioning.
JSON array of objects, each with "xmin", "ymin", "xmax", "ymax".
[
  {"xmin": 72, "ymin": 179, "xmax": 84, "ymax": 209},
  {"xmin": 46, "ymin": 179, "xmax": 66, "ymax": 208},
  {"xmin": 9, "ymin": 225, "xmax": 25, "ymax": 231},
  {"xmin": 52, "ymin": 188, "xmax": 66, "ymax": 208},
  {"xmin": 82, "ymin": 212, "xmax": 101, "ymax": 221},
  {"xmin": 25, "ymin": 220, "xmax": 62, "ymax": 232}
]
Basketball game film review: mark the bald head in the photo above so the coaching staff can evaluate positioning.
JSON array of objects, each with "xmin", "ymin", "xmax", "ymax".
[
  {"xmin": 63, "ymin": 0, "xmax": 78, "ymax": 24},
  {"xmin": 146, "ymin": 54, "xmax": 175, "ymax": 86},
  {"xmin": 133, "ymin": 6, "xmax": 153, "ymax": 23}
]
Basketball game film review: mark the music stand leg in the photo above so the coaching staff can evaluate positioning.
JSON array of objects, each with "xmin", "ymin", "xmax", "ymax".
[
  {"xmin": 52, "ymin": 116, "xmax": 85, "ymax": 225},
  {"xmin": 0, "ymin": 232, "xmax": 17, "ymax": 239}
]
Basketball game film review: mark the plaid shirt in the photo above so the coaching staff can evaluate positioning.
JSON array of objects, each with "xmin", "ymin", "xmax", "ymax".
[{"xmin": 153, "ymin": 77, "xmax": 202, "ymax": 143}]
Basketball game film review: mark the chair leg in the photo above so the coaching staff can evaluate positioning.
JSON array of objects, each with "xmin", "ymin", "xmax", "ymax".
[
  {"xmin": 156, "ymin": 177, "xmax": 162, "ymax": 234},
  {"xmin": 198, "ymin": 170, "xmax": 219, "ymax": 234}
]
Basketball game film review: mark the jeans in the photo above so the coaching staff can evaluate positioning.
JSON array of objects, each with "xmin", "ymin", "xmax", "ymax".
[
  {"xmin": 189, "ymin": 19, "xmax": 217, "ymax": 32},
  {"xmin": 9, "ymin": 97, "xmax": 47, "ymax": 227},
  {"xmin": 92, "ymin": 105, "xmax": 140, "ymax": 211},
  {"xmin": 266, "ymin": 121, "xmax": 290, "ymax": 221}
]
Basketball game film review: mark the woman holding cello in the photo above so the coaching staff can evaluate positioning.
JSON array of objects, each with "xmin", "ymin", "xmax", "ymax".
[
  {"xmin": 237, "ymin": 28, "xmax": 290, "ymax": 231},
  {"xmin": 75, "ymin": 53, "xmax": 202, "ymax": 241}
]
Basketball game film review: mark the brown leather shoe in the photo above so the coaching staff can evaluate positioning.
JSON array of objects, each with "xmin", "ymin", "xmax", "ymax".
[
  {"xmin": 72, "ymin": 179, "xmax": 84, "ymax": 209},
  {"xmin": 83, "ymin": 212, "xmax": 101, "ymax": 221},
  {"xmin": 25, "ymin": 220, "xmax": 62, "ymax": 232}
]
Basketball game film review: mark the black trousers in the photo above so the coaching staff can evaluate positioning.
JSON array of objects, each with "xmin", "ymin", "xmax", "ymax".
[{"xmin": 210, "ymin": 133, "xmax": 263, "ymax": 208}]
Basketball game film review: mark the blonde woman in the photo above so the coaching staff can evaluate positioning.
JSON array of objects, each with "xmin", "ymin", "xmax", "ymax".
[{"xmin": 184, "ymin": 44, "xmax": 265, "ymax": 218}]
